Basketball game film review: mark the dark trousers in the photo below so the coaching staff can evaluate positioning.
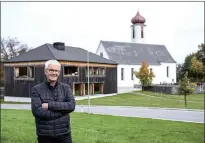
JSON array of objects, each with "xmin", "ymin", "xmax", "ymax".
[{"xmin": 37, "ymin": 133, "xmax": 72, "ymax": 143}]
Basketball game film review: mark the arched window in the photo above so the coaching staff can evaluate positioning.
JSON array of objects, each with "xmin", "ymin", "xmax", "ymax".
[
  {"xmin": 133, "ymin": 27, "xmax": 135, "ymax": 39},
  {"xmin": 141, "ymin": 26, "xmax": 144, "ymax": 38}
]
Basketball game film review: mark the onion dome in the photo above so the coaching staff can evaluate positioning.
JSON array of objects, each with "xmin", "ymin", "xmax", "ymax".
[{"xmin": 131, "ymin": 11, "xmax": 146, "ymax": 24}]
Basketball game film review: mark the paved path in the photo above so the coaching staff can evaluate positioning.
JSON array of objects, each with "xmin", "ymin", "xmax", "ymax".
[{"xmin": 1, "ymin": 104, "xmax": 204, "ymax": 123}]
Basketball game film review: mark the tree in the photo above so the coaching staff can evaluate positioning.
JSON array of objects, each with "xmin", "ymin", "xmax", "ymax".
[
  {"xmin": 1, "ymin": 37, "xmax": 29, "ymax": 61},
  {"xmin": 134, "ymin": 60, "xmax": 155, "ymax": 91},
  {"xmin": 190, "ymin": 56, "xmax": 204, "ymax": 81},
  {"xmin": 197, "ymin": 43, "xmax": 205, "ymax": 62},
  {"xmin": 178, "ymin": 72, "xmax": 195, "ymax": 107},
  {"xmin": 182, "ymin": 53, "xmax": 195, "ymax": 80},
  {"xmin": 176, "ymin": 63, "xmax": 184, "ymax": 82},
  {"xmin": 0, "ymin": 37, "xmax": 30, "ymax": 87}
]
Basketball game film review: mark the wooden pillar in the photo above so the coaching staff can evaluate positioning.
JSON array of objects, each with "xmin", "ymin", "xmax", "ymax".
[
  {"xmin": 80, "ymin": 84, "xmax": 82, "ymax": 96},
  {"xmin": 89, "ymin": 83, "xmax": 92, "ymax": 95},
  {"xmin": 83, "ymin": 83, "xmax": 85, "ymax": 96},
  {"xmin": 100, "ymin": 83, "xmax": 104, "ymax": 94},
  {"xmin": 92, "ymin": 83, "xmax": 94, "ymax": 95},
  {"xmin": 73, "ymin": 84, "xmax": 75, "ymax": 96}
]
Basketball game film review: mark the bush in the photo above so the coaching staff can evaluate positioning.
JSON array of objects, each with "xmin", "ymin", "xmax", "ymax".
[{"xmin": 189, "ymin": 82, "xmax": 197, "ymax": 87}]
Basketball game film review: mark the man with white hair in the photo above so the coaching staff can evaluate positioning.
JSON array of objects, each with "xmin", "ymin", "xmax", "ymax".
[{"xmin": 31, "ymin": 59, "xmax": 76, "ymax": 143}]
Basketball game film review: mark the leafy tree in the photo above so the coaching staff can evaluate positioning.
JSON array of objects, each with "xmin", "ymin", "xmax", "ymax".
[
  {"xmin": 190, "ymin": 56, "xmax": 204, "ymax": 81},
  {"xmin": 178, "ymin": 72, "xmax": 195, "ymax": 107},
  {"xmin": 182, "ymin": 53, "xmax": 195, "ymax": 80},
  {"xmin": 176, "ymin": 63, "xmax": 184, "ymax": 82},
  {"xmin": 197, "ymin": 43, "xmax": 205, "ymax": 62},
  {"xmin": 134, "ymin": 60, "xmax": 155, "ymax": 91},
  {"xmin": 182, "ymin": 48, "xmax": 205, "ymax": 82}
]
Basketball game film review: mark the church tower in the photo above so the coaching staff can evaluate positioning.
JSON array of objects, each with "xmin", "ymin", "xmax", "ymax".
[{"xmin": 131, "ymin": 10, "xmax": 146, "ymax": 43}]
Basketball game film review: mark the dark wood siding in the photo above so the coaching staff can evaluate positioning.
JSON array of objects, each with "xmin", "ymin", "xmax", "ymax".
[
  {"xmin": 104, "ymin": 67, "xmax": 117, "ymax": 94},
  {"xmin": 4, "ymin": 64, "xmax": 117, "ymax": 97}
]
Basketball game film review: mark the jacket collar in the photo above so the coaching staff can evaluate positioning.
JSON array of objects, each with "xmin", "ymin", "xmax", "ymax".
[{"xmin": 44, "ymin": 79, "xmax": 59, "ymax": 90}]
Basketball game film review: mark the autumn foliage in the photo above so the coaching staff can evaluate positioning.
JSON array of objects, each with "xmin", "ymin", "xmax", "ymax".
[{"xmin": 134, "ymin": 60, "xmax": 155, "ymax": 91}]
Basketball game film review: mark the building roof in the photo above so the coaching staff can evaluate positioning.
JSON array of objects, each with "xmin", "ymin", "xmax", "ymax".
[
  {"xmin": 100, "ymin": 40, "xmax": 176, "ymax": 65},
  {"xmin": 4, "ymin": 43, "xmax": 117, "ymax": 65}
]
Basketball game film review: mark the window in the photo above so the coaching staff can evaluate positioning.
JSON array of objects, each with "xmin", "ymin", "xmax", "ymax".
[
  {"xmin": 85, "ymin": 67, "xmax": 94, "ymax": 75},
  {"xmin": 131, "ymin": 68, "xmax": 134, "ymax": 80},
  {"xmin": 141, "ymin": 26, "xmax": 144, "ymax": 38},
  {"xmin": 14, "ymin": 66, "xmax": 34, "ymax": 79},
  {"xmin": 94, "ymin": 67, "xmax": 99, "ymax": 75},
  {"xmin": 132, "ymin": 27, "xmax": 135, "ymax": 39},
  {"xmin": 100, "ymin": 52, "xmax": 103, "ymax": 57},
  {"xmin": 89, "ymin": 67, "xmax": 94, "ymax": 75},
  {"xmin": 121, "ymin": 68, "xmax": 124, "ymax": 80},
  {"xmin": 64, "ymin": 66, "xmax": 78, "ymax": 76},
  {"xmin": 86, "ymin": 67, "xmax": 105, "ymax": 76},
  {"xmin": 167, "ymin": 66, "xmax": 169, "ymax": 77},
  {"xmin": 99, "ymin": 68, "xmax": 106, "ymax": 76}
]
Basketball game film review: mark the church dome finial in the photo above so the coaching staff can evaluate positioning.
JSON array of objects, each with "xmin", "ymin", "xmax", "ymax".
[{"xmin": 131, "ymin": 10, "xmax": 146, "ymax": 24}]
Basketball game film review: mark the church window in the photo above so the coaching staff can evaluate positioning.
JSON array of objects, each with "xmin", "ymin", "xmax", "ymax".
[
  {"xmin": 132, "ymin": 27, "xmax": 135, "ymax": 39},
  {"xmin": 141, "ymin": 26, "xmax": 144, "ymax": 38}
]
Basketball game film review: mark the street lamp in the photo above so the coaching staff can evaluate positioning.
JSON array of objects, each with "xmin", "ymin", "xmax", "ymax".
[{"xmin": 87, "ymin": 50, "xmax": 90, "ymax": 113}]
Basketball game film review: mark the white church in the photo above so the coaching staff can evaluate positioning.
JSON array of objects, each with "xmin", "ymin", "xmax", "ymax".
[{"xmin": 96, "ymin": 11, "xmax": 177, "ymax": 88}]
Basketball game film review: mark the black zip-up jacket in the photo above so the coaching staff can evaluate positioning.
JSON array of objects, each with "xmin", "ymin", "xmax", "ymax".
[{"xmin": 31, "ymin": 81, "xmax": 76, "ymax": 137}]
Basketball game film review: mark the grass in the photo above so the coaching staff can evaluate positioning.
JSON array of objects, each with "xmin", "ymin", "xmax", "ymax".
[
  {"xmin": 77, "ymin": 91, "xmax": 204, "ymax": 110},
  {"xmin": 1, "ymin": 109, "xmax": 204, "ymax": 143},
  {"xmin": 136, "ymin": 91, "xmax": 204, "ymax": 102}
]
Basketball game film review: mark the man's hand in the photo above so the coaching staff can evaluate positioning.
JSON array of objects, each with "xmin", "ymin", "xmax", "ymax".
[{"xmin": 42, "ymin": 103, "xmax": 48, "ymax": 110}]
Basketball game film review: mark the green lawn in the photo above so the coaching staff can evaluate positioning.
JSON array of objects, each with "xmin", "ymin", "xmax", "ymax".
[
  {"xmin": 77, "ymin": 91, "xmax": 204, "ymax": 110},
  {"xmin": 1, "ymin": 109, "xmax": 204, "ymax": 143},
  {"xmin": 136, "ymin": 91, "xmax": 204, "ymax": 102}
]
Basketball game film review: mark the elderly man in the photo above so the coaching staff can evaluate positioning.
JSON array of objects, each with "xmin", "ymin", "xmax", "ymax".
[{"xmin": 31, "ymin": 60, "xmax": 76, "ymax": 143}]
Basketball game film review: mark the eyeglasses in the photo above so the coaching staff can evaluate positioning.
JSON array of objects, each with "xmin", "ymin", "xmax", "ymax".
[{"xmin": 47, "ymin": 69, "xmax": 60, "ymax": 74}]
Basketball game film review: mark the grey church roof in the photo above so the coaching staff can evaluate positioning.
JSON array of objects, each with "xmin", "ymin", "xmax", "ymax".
[
  {"xmin": 101, "ymin": 40, "xmax": 176, "ymax": 65},
  {"xmin": 5, "ymin": 43, "xmax": 117, "ymax": 65}
]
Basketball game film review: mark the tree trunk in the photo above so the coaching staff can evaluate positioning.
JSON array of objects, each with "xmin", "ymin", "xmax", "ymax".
[
  {"xmin": 184, "ymin": 94, "xmax": 187, "ymax": 107},
  {"xmin": 142, "ymin": 86, "xmax": 144, "ymax": 92}
]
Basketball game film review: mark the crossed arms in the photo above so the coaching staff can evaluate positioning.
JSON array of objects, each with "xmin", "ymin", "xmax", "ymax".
[{"xmin": 31, "ymin": 85, "xmax": 76, "ymax": 120}]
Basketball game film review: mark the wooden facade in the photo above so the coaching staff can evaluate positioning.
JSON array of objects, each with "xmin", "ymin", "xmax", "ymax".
[{"xmin": 4, "ymin": 60, "xmax": 117, "ymax": 97}]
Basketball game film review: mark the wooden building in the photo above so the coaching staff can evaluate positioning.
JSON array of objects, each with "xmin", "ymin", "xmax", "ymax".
[{"xmin": 3, "ymin": 42, "xmax": 117, "ymax": 102}]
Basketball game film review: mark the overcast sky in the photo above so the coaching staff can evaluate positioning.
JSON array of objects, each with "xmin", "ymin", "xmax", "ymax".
[{"xmin": 1, "ymin": 2, "xmax": 204, "ymax": 64}]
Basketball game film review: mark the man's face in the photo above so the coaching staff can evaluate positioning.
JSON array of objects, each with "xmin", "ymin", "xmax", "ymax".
[{"xmin": 45, "ymin": 64, "xmax": 61, "ymax": 82}]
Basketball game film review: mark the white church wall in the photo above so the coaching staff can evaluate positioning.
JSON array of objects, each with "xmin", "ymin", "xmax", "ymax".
[
  {"xmin": 117, "ymin": 63, "xmax": 177, "ymax": 88},
  {"xmin": 156, "ymin": 63, "xmax": 177, "ymax": 84},
  {"xmin": 96, "ymin": 43, "xmax": 109, "ymax": 59}
]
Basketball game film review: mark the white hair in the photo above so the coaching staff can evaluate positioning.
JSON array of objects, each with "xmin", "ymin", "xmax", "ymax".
[{"xmin": 45, "ymin": 60, "xmax": 61, "ymax": 69}]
